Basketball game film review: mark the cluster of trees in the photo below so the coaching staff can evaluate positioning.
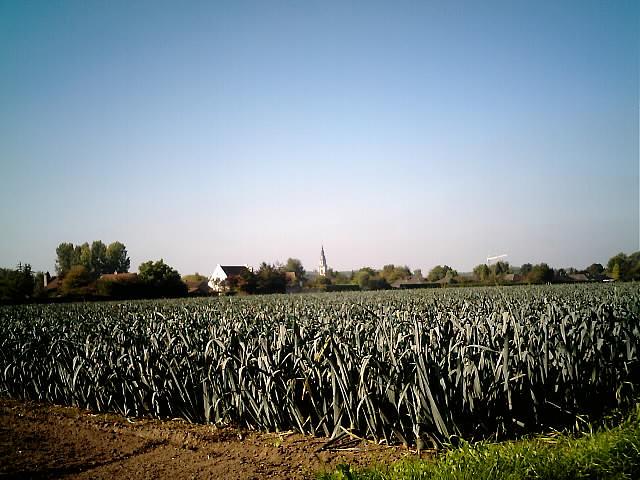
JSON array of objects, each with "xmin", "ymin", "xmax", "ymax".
[
  {"xmin": 182, "ymin": 273, "xmax": 208, "ymax": 283},
  {"xmin": 607, "ymin": 252, "xmax": 640, "ymax": 281},
  {"xmin": 60, "ymin": 265, "xmax": 95, "ymax": 297},
  {"xmin": 427, "ymin": 265, "xmax": 457, "ymax": 282},
  {"xmin": 1, "ymin": 242, "xmax": 193, "ymax": 302},
  {"xmin": 56, "ymin": 241, "xmax": 130, "ymax": 277},
  {"xmin": 50, "ymin": 240, "xmax": 132, "ymax": 297},
  {"xmin": 0, "ymin": 263, "xmax": 40, "ymax": 303},
  {"xmin": 224, "ymin": 260, "xmax": 299, "ymax": 295},
  {"xmin": 352, "ymin": 267, "xmax": 390, "ymax": 290},
  {"xmin": 381, "ymin": 264, "xmax": 413, "ymax": 283},
  {"xmin": 3, "ymin": 247, "xmax": 640, "ymax": 304},
  {"xmin": 137, "ymin": 259, "xmax": 187, "ymax": 297},
  {"xmin": 306, "ymin": 251, "xmax": 640, "ymax": 292},
  {"xmin": 472, "ymin": 261, "xmax": 554, "ymax": 284},
  {"xmin": 309, "ymin": 264, "xmax": 415, "ymax": 291},
  {"xmin": 59, "ymin": 258, "xmax": 187, "ymax": 299},
  {"xmin": 220, "ymin": 257, "xmax": 416, "ymax": 294},
  {"xmin": 467, "ymin": 253, "xmax": 640, "ymax": 285}
]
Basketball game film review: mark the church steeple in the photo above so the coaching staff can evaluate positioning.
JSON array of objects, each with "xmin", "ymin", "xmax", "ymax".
[{"xmin": 319, "ymin": 245, "xmax": 328, "ymax": 276}]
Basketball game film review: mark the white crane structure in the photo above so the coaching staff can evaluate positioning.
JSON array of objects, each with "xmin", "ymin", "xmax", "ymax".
[{"xmin": 486, "ymin": 254, "xmax": 508, "ymax": 264}]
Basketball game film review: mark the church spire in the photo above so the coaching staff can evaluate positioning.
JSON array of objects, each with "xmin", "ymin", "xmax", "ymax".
[{"xmin": 319, "ymin": 245, "xmax": 328, "ymax": 276}]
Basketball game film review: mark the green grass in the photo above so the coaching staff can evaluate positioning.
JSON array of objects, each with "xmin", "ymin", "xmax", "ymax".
[{"xmin": 319, "ymin": 406, "xmax": 640, "ymax": 480}]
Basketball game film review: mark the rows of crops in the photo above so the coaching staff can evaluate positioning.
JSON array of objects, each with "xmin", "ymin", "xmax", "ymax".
[{"xmin": 1, "ymin": 284, "xmax": 639, "ymax": 445}]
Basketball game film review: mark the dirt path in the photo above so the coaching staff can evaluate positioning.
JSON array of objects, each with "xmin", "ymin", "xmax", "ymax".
[{"xmin": 0, "ymin": 398, "xmax": 413, "ymax": 479}]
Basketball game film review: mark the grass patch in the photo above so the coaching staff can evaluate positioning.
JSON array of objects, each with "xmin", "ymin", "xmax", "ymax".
[{"xmin": 319, "ymin": 406, "xmax": 640, "ymax": 480}]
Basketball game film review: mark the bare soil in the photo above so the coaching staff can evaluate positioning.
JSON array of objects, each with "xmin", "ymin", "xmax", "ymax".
[{"xmin": 0, "ymin": 398, "xmax": 414, "ymax": 479}]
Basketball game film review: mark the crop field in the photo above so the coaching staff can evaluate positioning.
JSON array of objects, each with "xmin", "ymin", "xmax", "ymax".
[{"xmin": 1, "ymin": 284, "xmax": 639, "ymax": 447}]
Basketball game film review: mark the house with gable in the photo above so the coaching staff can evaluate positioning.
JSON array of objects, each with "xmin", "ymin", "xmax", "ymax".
[{"xmin": 208, "ymin": 264, "xmax": 250, "ymax": 292}]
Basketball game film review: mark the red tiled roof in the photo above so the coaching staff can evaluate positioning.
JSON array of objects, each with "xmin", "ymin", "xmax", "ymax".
[{"xmin": 45, "ymin": 277, "xmax": 60, "ymax": 290}]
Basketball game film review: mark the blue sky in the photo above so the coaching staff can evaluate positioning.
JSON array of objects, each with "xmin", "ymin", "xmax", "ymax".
[{"xmin": 1, "ymin": 0, "xmax": 638, "ymax": 275}]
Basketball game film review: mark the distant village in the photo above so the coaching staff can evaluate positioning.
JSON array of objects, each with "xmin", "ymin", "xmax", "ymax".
[{"xmin": 0, "ymin": 240, "xmax": 638, "ymax": 304}]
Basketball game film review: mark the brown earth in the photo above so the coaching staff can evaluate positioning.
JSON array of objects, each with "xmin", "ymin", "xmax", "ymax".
[{"xmin": 0, "ymin": 398, "xmax": 418, "ymax": 479}]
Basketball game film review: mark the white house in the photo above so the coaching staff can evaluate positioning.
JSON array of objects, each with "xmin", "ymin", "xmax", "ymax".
[{"xmin": 208, "ymin": 264, "xmax": 250, "ymax": 292}]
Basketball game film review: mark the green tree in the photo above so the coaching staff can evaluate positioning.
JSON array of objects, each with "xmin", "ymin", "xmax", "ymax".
[
  {"xmin": 138, "ymin": 259, "xmax": 186, "ymax": 297},
  {"xmin": 33, "ymin": 271, "xmax": 46, "ymax": 298},
  {"xmin": 473, "ymin": 264, "xmax": 491, "ymax": 283},
  {"xmin": 611, "ymin": 263, "xmax": 621, "ymax": 280},
  {"xmin": 55, "ymin": 242, "xmax": 75, "ymax": 276},
  {"xmin": 0, "ymin": 263, "xmax": 35, "ymax": 303},
  {"xmin": 284, "ymin": 258, "xmax": 306, "ymax": 282},
  {"xmin": 520, "ymin": 263, "xmax": 533, "ymax": 277},
  {"xmin": 527, "ymin": 263, "xmax": 553, "ymax": 284},
  {"xmin": 91, "ymin": 240, "xmax": 108, "ymax": 274},
  {"xmin": 606, "ymin": 252, "xmax": 640, "ymax": 281},
  {"xmin": 331, "ymin": 271, "xmax": 351, "ymax": 283},
  {"xmin": 96, "ymin": 273, "xmax": 141, "ymax": 298},
  {"xmin": 255, "ymin": 262, "xmax": 287, "ymax": 294},
  {"xmin": 73, "ymin": 244, "xmax": 83, "ymax": 267},
  {"xmin": 56, "ymin": 240, "xmax": 130, "ymax": 276},
  {"xmin": 491, "ymin": 261, "xmax": 510, "ymax": 277},
  {"xmin": 353, "ymin": 267, "xmax": 375, "ymax": 288},
  {"xmin": 353, "ymin": 267, "xmax": 389, "ymax": 290},
  {"xmin": 585, "ymin": 263, "xmax": 604, "ymax": 278},
  {"xmin": 235, "ymin": 269, "xmax": 258, "ymax": 294},
  {"xmin": 78, "ymin": 242, "xmax": 92, "ymax": 271},
  {"xmin": 105, "ymin": 242, "xmax": 130, "ymax": 273},
  {"xmin": 311, "ymin": 275, "xmax": 332, "ymax": 289},
  {"xmin": 60, "ymin": 265, "xmax": 93, "ymax": 297},
  {"xmin": 353, "ymin": 269, "xmax": 371, "ymax": 289},
  {"xmin": 182, "ymin": 273, "xmax": 208, "ymax": 283},
  {"xmin": 427, "ymin": 265, "xmax": 457, "ymax": 282},
  {"xmin": 629, "ymin": 252, "xmax": 640, "ymax": 280},
  {"xmin": 607, "ymin": 253, "xmax": 628, "ymax": 279},
  {"xmin": 380, "ymin": 264, "xmax": 412, "ymax": 284},
  {"xmin": 15, "ymin": 263, "xmax": 34, "ymax": 299}
]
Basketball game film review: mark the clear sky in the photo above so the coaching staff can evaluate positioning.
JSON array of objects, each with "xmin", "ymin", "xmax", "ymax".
[{"xmin": 1, "ymin": 0, "xmax": 638, "ymax": 275}]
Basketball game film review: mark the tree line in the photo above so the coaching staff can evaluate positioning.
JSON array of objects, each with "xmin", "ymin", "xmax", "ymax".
[
  {"xmin": 0, "ymin": 242, "xmax": 302, "ymax": 302},
  {"xmin": 300, "ymin": 252, "xmax": 640, "ymax": 291},
  {"xmin": 1, "ymin": 241, "xmax": 164, "ymax": 302},
  {"xmin": 1, "ymin": 246, "xmax": 639, "ymax": 303},
  {"xmin": 55, "ymin": 241, "xmax": 130, "ymax": 277}
]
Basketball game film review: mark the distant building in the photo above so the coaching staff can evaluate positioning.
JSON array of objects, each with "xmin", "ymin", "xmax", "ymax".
[
  {"xmin": 502, "ymin": 273, "xmax": 523, "ymax": 283},
  {"xmin": 284, "ymin": 271, "xmax": 303, "ymax": 293},
  {"xmin": 567, "ymin": 273, "xmax": 589, "ymax": 283},
  {"xmin": 44, "ymin": 272, "xmax": 60, "ymax": 294},
  {"xmin": 208, "ymin": 264, "xmax": 250, "ymax": 292},
  {"xmin": 185, "ymin": 279, "xmax": 213, "ymax": 296},
  {"xmin": 318, "ymin": 246, "xmax": 328, "ymax": 276},
  {"xmin": 284, "ymin": 271, "xmax": 300, "ymax": 285}
]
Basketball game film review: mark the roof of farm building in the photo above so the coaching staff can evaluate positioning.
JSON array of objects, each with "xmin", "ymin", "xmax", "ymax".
[
  {"xmin": 185, "ymin": 280, "xmax": 211, "ymax": 294},
  {"xmin": 45, "ymin": 276, "xmax": 60, "ymax": 290},
  {"xmin": 502, "ymin": 274, "xmax": 523, "ymax": 282},
  {"xmin": 568, "ymin": 273, "xmax": 590, "ymax": 282},
  {"xmin": 220, "ymin": 266, "xmax": 249, "ymax": 276}
]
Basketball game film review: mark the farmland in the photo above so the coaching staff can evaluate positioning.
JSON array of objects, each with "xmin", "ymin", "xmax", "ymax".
[{"xmin": 1, "ymin": 284, "xmax": 639, "ymax": 447}]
